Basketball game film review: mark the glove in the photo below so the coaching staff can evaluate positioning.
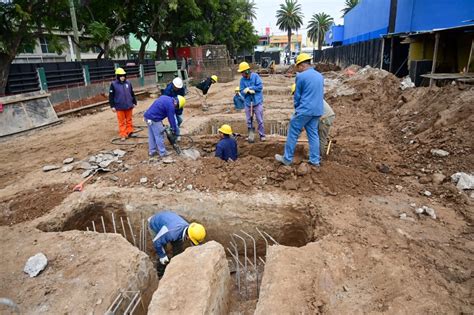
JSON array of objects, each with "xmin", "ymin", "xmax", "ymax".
[
  {"xmin": 146, "ymin": 119, "xmax": 153, "ymax": 125},
  {"xmin": 159, "ymin": 256, "xmax": 169, "ymax": 265},
  {"xmin": 243, "ymin": 87, "xmax": 250, "ymax": 94},
  {"xmin": 248, "ymin": 89, "xmax": 256, "ymax": 94}
]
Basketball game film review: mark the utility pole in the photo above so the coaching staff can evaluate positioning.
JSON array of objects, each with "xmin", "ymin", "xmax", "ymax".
[{"xmin": 69, "ymin": 0, "xmax": 81, "ymax": 61}]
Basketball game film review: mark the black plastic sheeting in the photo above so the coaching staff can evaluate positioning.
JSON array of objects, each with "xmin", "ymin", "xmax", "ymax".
[{"xmin": 314, "ymin": 39, "xmax": 383, "ymax": 69}]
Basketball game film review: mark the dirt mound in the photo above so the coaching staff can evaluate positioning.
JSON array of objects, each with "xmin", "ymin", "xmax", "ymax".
[
  {"xmin": 314, "ymin": 63, "xmax": 341, "ymax": 73},
  {"xmin": 53, "ymin": 94, "xmax": 108, "ymax": 113},
  {"xmin": 0, "ymin": 184, "xmax": 70, "ymax": 226}
]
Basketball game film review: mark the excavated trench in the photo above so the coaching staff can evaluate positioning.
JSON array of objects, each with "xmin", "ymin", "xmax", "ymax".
[{"xmin": 37, "ymin": 191, "xmax": 324, "ymax": 313}]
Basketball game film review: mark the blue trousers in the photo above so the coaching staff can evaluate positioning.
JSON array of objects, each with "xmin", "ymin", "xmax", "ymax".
[
  {"xmin": 284, "ymin": 114, "xmax": 321, "ymax": 165},
  {"xmin": 147, "ymin": 120, "xmax": 167, "ymax": 156}
]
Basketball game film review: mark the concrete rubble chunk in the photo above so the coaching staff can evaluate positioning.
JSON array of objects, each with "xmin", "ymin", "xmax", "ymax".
[
  {"xmin": 140, "ymin": 177, "xmax": 148, "ymax": 184},
  {"xmin": 163, "ymin": 158, "xmax": 175, "ymax": 164},
  {"xmin": 451, "ymin": 172, "xmax": 474, "ymax": 190},
  {"xmin": 63, "ymin": 157, "xmax": 74, "ymax": 164},
  {"xmin": 78, "ymin": 161, "xmax": 92, "ymax": 170},
  {"xmin": 423, "ymin": 190, "xmax": 432, "ymax": 197},
  {"xmin": 24, "ymin": 253, "xmax": 48, "ymax": 277},
  {"xmin": 113, "ymin": 149, "xmax": 126, "ymax": 157},
  {"xmin": 430, "ymin": 149, "xmax": 449, "ymax": 157},
  {"xmin": 82, "ymin": 170, "xmax": 93, "ymax": 178},
  {"xmin": 60, "ymin": 165, "xmax": 74, "ymax": 173},
  {"xmin": 42, "ymin": 165, "xmax": 60, "ymax": 172},
  {"xmin": 415, "ymin": 206, "xmax": 436, "ymax": 219},
  {"xmin": 186, "ymin": 184, "xmax": 193, "ymax": 190},
  {"xmin": 148, "ymin": 241, "xmax": 230, "ymax": 314},
  {"xmin": 99, "ymin": 160, "xmax": 113, "ymax": 168},
  {"xmin": 400, "ymin": 76, "xmax": 415, "ymax": 90},
  {"xmin": 181, "ymin": 148, "xmax": 201, "ymax": 160}
]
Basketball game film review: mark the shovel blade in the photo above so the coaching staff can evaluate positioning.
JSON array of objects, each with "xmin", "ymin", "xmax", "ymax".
[{"xmin": 248, "ymin": 129, "xmax": 255, "ymax": 143}]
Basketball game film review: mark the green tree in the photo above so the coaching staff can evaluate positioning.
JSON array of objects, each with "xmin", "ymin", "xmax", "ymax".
[
  {"xmin": 307, "ymin": 13, "xmax": 334, "ymax": 50},
  {"xmin": 0, "ymin": 0, "xmax": 70, "ymax": 94},
  {"xmin": 341, "ymin": 0, "xmax": 359, "ymax": 17},
  {"xmin": 240, "ymin": 0, "xmax": 257, "ymax": 22},
  {"xmin": 276, "ymin": 0, "xmax": 303, "ymax": 57}
]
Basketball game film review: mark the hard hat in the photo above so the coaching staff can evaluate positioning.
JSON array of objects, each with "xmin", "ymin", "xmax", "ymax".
[
  {"xmin": 235, "ymin": 86, "xmax": 240, "ymax": 92},
  {"xmin": 176, "ymin": 95, "xmax": 186, "ymax": 109},
  {"xmin": 237, "ymin": 61, "xmax": 250, "ymax": 73},
  {"xmin": 295, "ymin": 53, "xmax": 312, "ymax": 65},
  {"xmin": 115, "ymin": 67, "xmax": 126, "ymax": 75},
  {"xmin": 188, "ymin": 222, "xmax": 206, "ymax": 245},
  {"xmin": 218, "ymin": 124, "xmax": 233, "ymax": 135},
  {"xmin": 291, "ymin": 83, "xmax": 296, "ymax": 95},
  {"xmin": 172, "ymin": 77, "xmax": 183, "ymax": 89},
  {"xmin": 211, "ymin": 75, "xmax": 218, "ymax": 83}
]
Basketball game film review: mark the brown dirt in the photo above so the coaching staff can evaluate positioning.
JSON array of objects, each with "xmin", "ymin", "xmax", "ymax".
[
  {"xmin": 0, "ymin": 67, "xmax": 472, "ymax": 313},
  {"xmin": 53, "ymin": 93, "xmax": 108, "ymax": 113},
  {"xmin": 0, "ymin": 183, "xmax": 70, "ymax": 226}
]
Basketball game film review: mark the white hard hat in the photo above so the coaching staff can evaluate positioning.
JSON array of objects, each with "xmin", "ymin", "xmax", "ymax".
[{"xmin": 172, "ymin": 77, "xmax": 183, "ymax": 89}]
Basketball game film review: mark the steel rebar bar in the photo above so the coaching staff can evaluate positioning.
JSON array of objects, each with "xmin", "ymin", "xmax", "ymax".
[
  {"xmin": 263, "ymin": 231, "xmax": 279, "ymax": 245},
  {"xmin": 124, "ymin": 292, "xmax": 140, "ymax": 314},
  {"xmin": 229, "ymin": 237, "xmax": 241, "ymax": 296},
  {"xmin": 100, "ymin": 216, "xmax": 106, "ymax": 233},
  {"xmin": 241, "ymin": 230, "xmax": 259, "ymax": 296},
  {"xmin": 120, "ymin": 217, "xmax": 128, "ymax": 241},
  {"xmin": 111, "ymin": 212, "xmax": 117, "ymax": 233},
  {"xmin": 127, "ymin": 217, "xmax": 136, "ymax": 246},
  {"xmin": 233, "ymin": 234, "xmax": 248, "ymax": 298},
  {"xmin": 92, "ymin": 221, "xmax": 96, "ymax": 233},
  {"xmin": 86, "ymin": 227, "xmax": 89, "ymax": 232},
  {"xmin": 256, "ymin": 227, "xmax": 269, "ymax": 254}
]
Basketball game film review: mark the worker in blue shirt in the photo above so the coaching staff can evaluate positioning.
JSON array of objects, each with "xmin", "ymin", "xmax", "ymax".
[
  {"xmin": 238, "ymin": 62, "xmax": 266, "ymax": 141},
  {"xmin": 148, "ymin": 210, "xmax": 206, "ymax": 278},
  {"xmin": 233, "ymin": 86, "xmax": 245, "ymax": 111},
  {"xmin": 215, "ymin": 124, "xmax": 238, "ymax": 161},
  {"xmin": 275, "ymin": 53, "xmax": 324, "ymax": 167},
  {"xmin": 162, "ymin": 77, "xmax": 186, "ymax": 138},
  {"xmin": 144, "ymin": 95, "xmax": 185, "ymax": 158}
]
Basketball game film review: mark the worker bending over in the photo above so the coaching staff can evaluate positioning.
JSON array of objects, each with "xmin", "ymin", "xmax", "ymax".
[
  {"xmin": 148, "ymin": 211, "xmax": 206, "ymax": 278},
  {"xmin": 215, "ymin": 124, "xmax": 238, "ymax": 161},
  {"xmin": 162, "ymin": 77, "xmax": 186, "ymax": 137},
  {"xmin": 196, "ymin": 75, "xmax": 218, "ymax": 111},
  {"xmin": 144, "ymin": 95, "xmax": 185, "ymax": 159}
]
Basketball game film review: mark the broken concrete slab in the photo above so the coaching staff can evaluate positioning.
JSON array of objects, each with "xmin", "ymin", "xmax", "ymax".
[
  {"xmin": 113, "ymin": 149, "xmax": 126, "ymax": 157},
  {"xmin": 451, "ymin": 172, "xmax": 474, "ymax": 190},
  {"xmin": 430, "ymin": 149, "xmax": 449, "ymax": 157},
  {"xmin": 148, "ymin": 241, "xmax": 230, "ymax": 314},
  {"xmin": 23, "ymin": 252, "xmax": 48, "ymax": 277},
  {"xmin": 42, "ymin": 165, "xmax": 60, "ymax": 172},
  {"xmin": 63, "ymin": 157, "xmax": 74, "ymax": 164},
  {"xmin": 77, "ymin": 161, "xmax": 92, "ymax": 170},
  {"xmin": 181, "ymin": 148, "xmax": 201, "ymax": 160},
  {"xmin": 99, "ymin": 160, "xmax": 113, "ymax": 168},
  {"xmin": 61, "ymin": 165, "xmax": 74, "ymax": 173}
]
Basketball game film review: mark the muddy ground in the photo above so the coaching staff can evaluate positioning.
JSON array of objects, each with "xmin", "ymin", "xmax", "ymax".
[{"xmin": 0, "ymin": 66, "xmax": 472, "ymax": 313}]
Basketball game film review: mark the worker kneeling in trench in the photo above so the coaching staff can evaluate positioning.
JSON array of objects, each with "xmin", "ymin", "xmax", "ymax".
[{"xmin": 148, "ymin": 211, "xmax": 206, "ymax": 278}]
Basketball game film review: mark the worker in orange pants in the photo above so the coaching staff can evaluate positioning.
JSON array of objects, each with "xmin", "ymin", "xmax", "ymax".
[{"xmin": 109, "ymin": 67, "xmax": 137, "ymax": 140}]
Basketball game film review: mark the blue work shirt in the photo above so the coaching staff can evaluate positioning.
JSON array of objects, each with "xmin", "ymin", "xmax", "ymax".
[
  {"xmin": 109, "ymin": 79, "xmax": 136, "ymax": 110},
  {"xmin": 162, "ymin": 82, "xmax": 185, "ymax": 115},
  {"xmin": 144, "ymin": 95, "xmax": 178, "ymax": 133},
  {"xmin": 294, "ymin": 68, "xmax": 324, "ymax": 116},
  {"xmin": 239, "ymin": 72, "xmax": 263, "ymax": 107},
  {"xmin": 233, "ymin": 93, "xmax": 245, "ymax": 110},
  {"xmin": 148, "ymin": 211, "xmax": 189, "ymax": 258},
  {"xmin": 215, "ymin": 137, "xmax": 238, "ymax": 161}
]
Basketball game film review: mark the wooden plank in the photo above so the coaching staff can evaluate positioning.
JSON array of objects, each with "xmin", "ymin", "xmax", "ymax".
[
  {"xmin": 466, "ymin": 39, "xmax": 474, "ymax": 73},
  {"xmin": 430, "ymin": 33, "xmax": 441, "ymax": 87}
]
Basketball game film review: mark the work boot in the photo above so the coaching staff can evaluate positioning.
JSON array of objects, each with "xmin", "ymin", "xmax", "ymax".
[
  {"xmin": 275, "ymin": 154, "xmax": 291, "ymax": 166},
  {"xmin": 120, "ymin": 137, "xmax": 126, "ymax": 142},
  {"xmin": 309, "ymin": 162, "xmax": 321, "ymax": 172},
  {"xmin": 260, "ymin": 136, "xmax": 266, "ymax": 142}
]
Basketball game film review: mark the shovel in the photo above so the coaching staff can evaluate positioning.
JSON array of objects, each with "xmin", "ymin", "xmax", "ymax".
[
  {"xmin": 248, "ymin": 95, "xmax": 255, "ymax": 143},
  {"xmin": 73, "ymin": 171, "xmax": 97, "ymax": 192}
]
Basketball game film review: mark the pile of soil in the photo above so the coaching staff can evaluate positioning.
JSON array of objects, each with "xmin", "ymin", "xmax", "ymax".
[
  {"xmin": 53, "ymin": 94, "xmax": 108, "ymax": 113},
  {"xmin": 0, "ymin": 184, "xmax": 70, "ymax": 226},
  {"xmin": 314, "ymin": 63, "xmax": 341, "ymax": 72}
]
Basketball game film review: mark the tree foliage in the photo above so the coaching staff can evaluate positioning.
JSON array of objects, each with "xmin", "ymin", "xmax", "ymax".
[
  {"xmin": 341, "ymin": 0, "xmax": 359, "ymax": 17},
  {"xmin": 276, "ymin": 0, "xmax": 304, "ymax": 56},
  {"xmin": 307, "ymin": 12, "xmax": 334, "ymax": 50}
]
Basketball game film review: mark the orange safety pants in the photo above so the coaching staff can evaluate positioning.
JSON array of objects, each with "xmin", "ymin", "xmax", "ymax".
[{"xmin": 116, "ymin": 108, "xmax": 134, "ymax": 138}]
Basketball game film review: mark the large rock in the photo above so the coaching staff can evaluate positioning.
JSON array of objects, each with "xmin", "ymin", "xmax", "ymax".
[{"xmin": 148, "ymin": 241, "xmax": 230, "ymax": 314}]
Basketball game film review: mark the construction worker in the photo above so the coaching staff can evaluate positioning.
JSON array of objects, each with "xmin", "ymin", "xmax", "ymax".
[
  {"xmin": 144, "ymin": 95, "xmax": 185, "ymax": 159},
  {"xmin": 233, "ymin": 86, "xmax": 245, "ymax": 111},
  {"xmin": 196, "ymin": 75, "xmax": 218, "ymax": 111},
  {"xmin": 109, "ymin": 68, "xmax": 137, "ymax": 140},
  {"xmin": 215, "ymin": 124, "xmax": 238, "ymax": 161},
  {"xmin": 148, "ymin": 210, "xmax": 206, "ymax": 278},
  {"xmin": 162, "ymin": 77, "xmax": 186, "ymax": 137},
  {"xmin": 275, "ymin": 53, "xmax": 324, "ymax": 167},
  {"xmin": 238, "ymin": 62, "xmax": 266, "ymax": 141},
  {"xmin": 291, "ymin": 84, "xmax": 335, "ymax": 158}
]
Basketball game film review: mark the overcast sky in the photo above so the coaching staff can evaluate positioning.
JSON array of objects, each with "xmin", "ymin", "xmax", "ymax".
[{"xmin": 254, "ymin": 0, "xmax": 346, "ymax": 40}]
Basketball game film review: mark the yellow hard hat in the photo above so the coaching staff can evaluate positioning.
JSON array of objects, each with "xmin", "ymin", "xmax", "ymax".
[
  {"xmin": 177, "ymin": 95, "xmax": 186, "ymax": 109},
  {"xmin": 211, "ymin": 75, "xmax": 218, "ymax": 83},
  {"xmin": 296, "ymin": 53, "xmax": 312, "ymax": 65},
  {"xmin": 291, "ymin": 83, "xmax": 296, "ymax": 95},
  {"xmin": 235, "ymin": 86, "xmax": 240, "ymax": 92},
  {"xmin": 237, "ymin": 61, "xmax": 250, "ymax": 73},
  {"xmin": 115, "ymin": 67, "xmax": 126, "ymax": 75},
  {"xmin": 188, "ymin": 222, "xmax": 206, "ymax": 245},
  {"xmin": 218, "ymin": 124, "xmax": 233, "ymax": 135}
]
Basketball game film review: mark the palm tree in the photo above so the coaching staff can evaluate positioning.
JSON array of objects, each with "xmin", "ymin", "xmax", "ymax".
[
  {"xmin": 276, "ymin": 0, "xmax": 304, "ymax": 58},
  {"xmin": 241, "ymin": 0, "xmax": 257, "ymax": 22},
  {"xmin": 341, "ymin": 0, "xmax": 359, "ymax": 17},
  {"xmin": 307, "ymin": 13, "xmax": 334, "ymax": 50}
]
